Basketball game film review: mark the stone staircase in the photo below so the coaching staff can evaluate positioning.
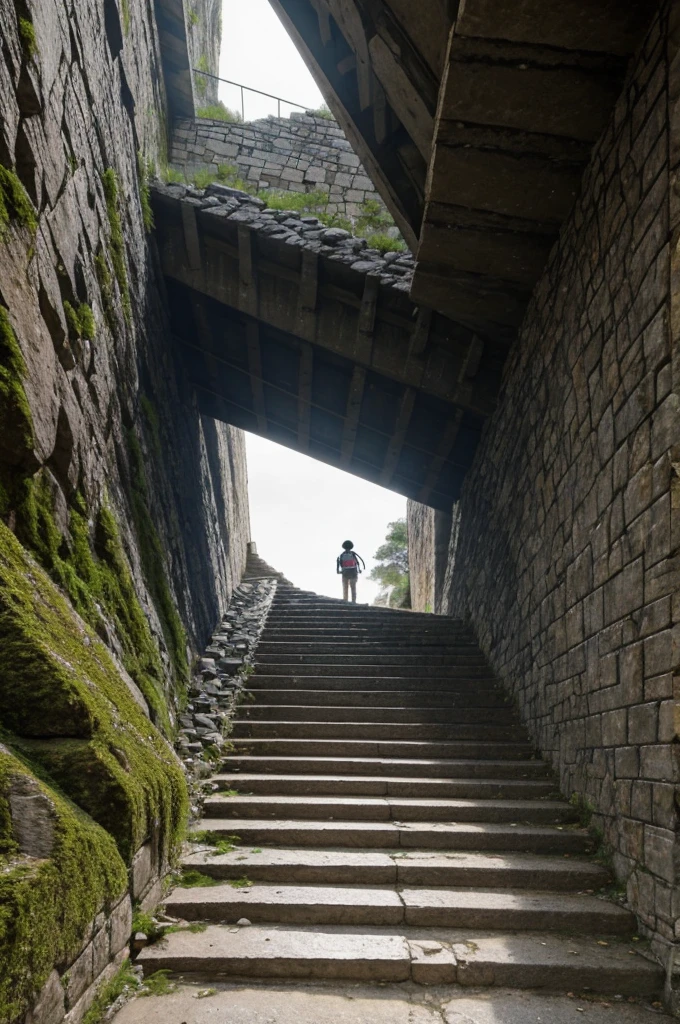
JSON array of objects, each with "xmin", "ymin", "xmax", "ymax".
[{"xmin": 138, "ymin": 584, "xmax": 664, "ymax": 998}]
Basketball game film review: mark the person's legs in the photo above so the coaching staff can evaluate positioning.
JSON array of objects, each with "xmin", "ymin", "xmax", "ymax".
[
  {"xmin": 350, "ymin": 574, "xmax": 357, "ymax": 603},
  {"xmin": 342, "ymin": 574, "xmax": 349, "ymax": 601}
]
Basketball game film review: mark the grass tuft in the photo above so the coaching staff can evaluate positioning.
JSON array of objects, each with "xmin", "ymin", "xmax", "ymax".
[
  {"xmin": 196, "ymin": 102, "xmax": 242, "ymax": 123},
  {"xmin": 81, "ymin": 959, "xmax": 139, "ymax": 1024}
]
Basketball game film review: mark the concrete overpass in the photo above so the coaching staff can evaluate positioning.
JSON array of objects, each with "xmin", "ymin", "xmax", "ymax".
[{"xmin": 152, "ymin": 181, "xmax": 505, "ymax": 510}]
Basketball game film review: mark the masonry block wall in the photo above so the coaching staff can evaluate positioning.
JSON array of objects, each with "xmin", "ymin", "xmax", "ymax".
[
  {"xmin": 171, "ymin": 112, "xmax": 388, "ymax": 223},
  {"xmin": 444, "ymin": 3, "xmax": 679, "ymax": 956}
]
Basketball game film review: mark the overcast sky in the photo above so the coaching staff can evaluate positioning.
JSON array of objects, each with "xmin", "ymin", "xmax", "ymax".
[
  {"xmin": 218, "ymin": 3, "xmax": 407, "ymax": 602},
  {"xmin": 219, "ymin": 0, "xmax": 325, "ymax": 119},
  {"xmin": 245, "ymin": 434, "xmax": 406, "ymax": 603}
]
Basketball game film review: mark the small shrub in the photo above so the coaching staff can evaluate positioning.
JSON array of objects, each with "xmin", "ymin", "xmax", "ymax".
[
  {"xmin": 365, "ymin": 232, "xmax": 407, "ymax": 254},
  {"xmin": 196, "ymin": 102, "xmax": 242, "ymax": 123},
  {"xmin": 131, "ymin": 910, "xmax": 164, "ymax": 945},
  {"xmin": 162, "ymin": 167, "xmax": 185, "ymax": 185},
  {"xmin": 308, "ymin": 103, "xmax": 333, "ymax": 120}
]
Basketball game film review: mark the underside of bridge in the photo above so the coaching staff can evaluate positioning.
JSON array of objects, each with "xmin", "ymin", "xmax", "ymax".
[{"xmin": 268, "ymin": 0, "xmax": 650, "ymax": 339}]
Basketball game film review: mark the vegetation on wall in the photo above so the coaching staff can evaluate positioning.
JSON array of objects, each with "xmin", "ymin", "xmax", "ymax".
[
  {"xmin": 0, "ymin": 166, "xmax": 37, "ymax": 240},
  {"xmin": 0, "ymin": 308, "xmax": 34, "ymax": 507},
  {"xmin": 0, "ymin": 518, "xmax": 188, "ymax": 862},
  {"xmin": 17, "ymin": 16, "xmax": 37, "ymax": 60},
  {"xmin": 196, "ymin": 102, "xmax": 243, "ymax": 123},
  {"xmin": 137, "ymin": 152, "xmax": 155, "ymax": 233},
  {"xmin": 0, "ymin": 746, "xmax": 127, "ymax": 1024},
  {"xmin": 307, "ymin": 103, "xmax": 333, "ymax": 120},
  {"xmin": 63, "ymin": 301, "xmax": 96, "ymax": 341},
  {"xmin": 195, "ymin": 55, "xmax": 210, "ymax": 99},
  {"xmin": 370, "ymin": 518, "xmax": 410, "ymax": 608},
  {"xmin": 101, "ymin": 169, "xmax": 131, "ymax": 323}
]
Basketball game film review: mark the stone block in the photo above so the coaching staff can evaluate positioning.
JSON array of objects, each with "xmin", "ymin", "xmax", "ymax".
[
  {"xmin": 8, "ymin": 775, "xmax": 57, "ymax": 858},
  {"xmin": 65, "ymin": 941, "xmax": 94, "ymax": 1009},
  {"xmin": 603, "ymin": 556, "xmax": 643, "ymax": 624},
  {"xmin": 640, "ymin": 743, "xmax": 674, "ymax": 781},
  {"xmin": 614, "ymin": 746, "xmax": 639, "ymax": 778},
  {"xmin": 304, "ymin": 166, "xmax": 326, "ymax": 183},
  {"xmin": 131, "ymin": 842, "xmax": 154, "ymax": 899},
  {"xmin": 92, "ymin": 918, "xmax": 110, "ymax": 979},
  {"xmin": 110, "ymin": 896, "xmax": 133, "ymax": 956},
  {"xmin": 644, "ymin": 825, "xmax": 675, "ymax": 883},
  {"xmin": 628, "ymin": 703, "xmax": 659, "ymax": 744},
  {"xmin": 64, "ymin": 949, "xmax": 127, "ymax": 1024},
  {"xmin": 644, "ymin": 629, "xmax": 673, "ymax": 676},
  {"xmin": 280, "ymin": 168, "xmax": 304, "ymax": 183},
  {"xmin": 25, "ymin": 970, "xmax": 65, "ymax": 1024},
  {"xmin": 601, "ymin": 708, "xmax": 627, "ymax": 746}
]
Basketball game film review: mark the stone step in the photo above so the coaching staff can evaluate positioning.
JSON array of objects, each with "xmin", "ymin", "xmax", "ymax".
[
  {"xmin": 203, "ymin": 793, "xmax": 574, "ymax": 825},
  {"xmin": 261, "ymin": 629, "xmax": 478, "ymax": 641},
  {"xmin": 212, "ymin": 772, "xmax": 558, "ymax": 799},
  {"xmin": 136, "ymin": 926, "xmax": 662, "ymax": 993},
  {"xmin": 239, "ymin": 704, "xmax": 520, "ymax": 724},
  {"xmin": 183, "ymin": 846, "xmax": 609, "ymax": 890},
  {"xmin": 195, "ymin": 818, "xmax": 593, "ymax": 853},
  {"xmin": 253, "ymin": 664, "xmax": 495, "ymax": 678},
  {"xmin": 224, "ymin": 755, "xmax": 552, "ymax": 779},
  {"xmin": 230, "ymin": 738, "xmax": 535, "ymax": 760},
  {"xmin": 248, "ymin": 687, "xmax": 512, "ymax": 707},
  {"xmin": 256, "ymin": 655, "xmax": 492, "ymax": 669},
  {"xmin": 165, "ymin": 882, "xmax": 633, "ymax": 934},
  {"xmin": 231, "ymin": 720, "xmax": 527, "ymax": 741},
  {"xmin": 257, "ymin": 642, "xmax": 487, "ymax": 656}
]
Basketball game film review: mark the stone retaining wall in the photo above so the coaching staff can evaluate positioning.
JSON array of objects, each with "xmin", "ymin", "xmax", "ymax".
[
  {"xmin": 171, "ymin": 112, "xmax": 389, "ymax": 224},
  {"xmin": 443, "ymin": 1, "xmax": 678, "ymax": 967}
]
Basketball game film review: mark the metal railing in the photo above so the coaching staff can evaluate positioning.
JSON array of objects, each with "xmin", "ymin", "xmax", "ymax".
[{"xmin": 192, "ymin": 69, "xmax": 308, "ymax": 120}]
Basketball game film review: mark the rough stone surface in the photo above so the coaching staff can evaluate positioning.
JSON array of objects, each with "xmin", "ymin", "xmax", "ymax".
[
  {"xmin": 440, "ymin": 1, "xmax": 679, "ymax": 959},
  {"xmin": 171, "ymin": 112, "xmax": 395, "ymax": 230}
]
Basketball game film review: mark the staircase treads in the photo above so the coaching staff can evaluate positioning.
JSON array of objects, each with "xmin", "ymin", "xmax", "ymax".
[
  {"xmin": 248, "ymin": 686, "xmax": 511, "ymax": 705},
  {"xmin": 223, "ymin": 755, "xmax": 552, "ymax": 778},
  {"xmin": 195, "ymin": 818, "xmax": 593, "ymax": 853},
  {"xmin": 230, "ymin": 738, "xmax": 535, "ymax": 759},
  {"xmin": 231, "ymin": 721, "xmax": 527, "ymax": 741},
  {"xmin": 136, "ymin": 925, "xmax": 662, "ymax": 993},
  {"xmin": 238, "ymin": 705, "xmax": 517, "ymax": 723},
  {"xmin": 212, "ymin": 772, "xmax": 558, "ymax": 799},
  {"xmin": 183, "ymin": 847, "xmax": 609, "ymax": 890},
  {"xmin": 202, "ymin": 793, "xmax": 575, "ymax": 825}
]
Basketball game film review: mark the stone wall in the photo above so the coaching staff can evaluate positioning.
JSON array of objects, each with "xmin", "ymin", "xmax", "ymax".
[
  {"xmin": 0, "ymin": 0, "xmax": 250, "ymax": 1020},
  {"xmin": 408, "ymin": 501, "xmax": 453, "ymax": 614},
  {"xmin": 442, "ymin": 2, "xmax": 678, "ymax": 964},
  {"xmin": 188, "ymin": 0, "xmax": 221, "ymax": 106},
  {"xmin": 171, "ymin": 111, "xmax": 390, "ymax": 225}
]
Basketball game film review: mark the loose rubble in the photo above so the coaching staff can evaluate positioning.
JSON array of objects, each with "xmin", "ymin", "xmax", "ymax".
[{"xmin": 152, "ymin": 180, "xmax": 415, "ymax": 292}]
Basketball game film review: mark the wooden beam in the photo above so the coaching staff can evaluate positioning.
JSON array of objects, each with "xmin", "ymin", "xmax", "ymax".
[
  {"xmin": 417, "ymin": 409, "xmax": 463, "ymax": 504},
  {"xmin": 309, "ymin": 0, "xmax": 332, "ymax": 44},
  {"xmin": 181, "ymin": 203, "xmax": 202, "ymax": 271},
  {"xmin": 246, "ymin": 320, "xmax": 267, "ymax": 432},
  {"xmin": 409, "ymin": 307, "xmax": 432, "ymax": 357},
  {"xmin": 238, "ymin": 222, "xmax": 257, "ymax": 316},
  {"xmin": 380, "ymin": 386, "xmax": 416, "ymax": 486},
  {"xmin": 356, "ymin": 274, "xmax": 379, "ymax": 362},
  {"xmin": 297, "ymin": 343, "xmax": 314, "ymax": 452},
  {"xmin": 340, "ymin": 365, "xmax": 366, "ymax": 466},
  {"xmin": 296, "ymin": 248, "xmax": 319, "ymax": 341}
]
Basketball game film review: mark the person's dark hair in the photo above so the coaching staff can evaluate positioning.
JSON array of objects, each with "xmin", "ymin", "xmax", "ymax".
[{"xmin": 342, "ymin": 540, "xmax": 354, "ymax": 550}]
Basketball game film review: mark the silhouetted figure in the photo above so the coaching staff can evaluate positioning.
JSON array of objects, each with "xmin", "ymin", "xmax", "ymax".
[{"xmin": 336, "ymin": 540, "xmax": 365, "ymax": 602}]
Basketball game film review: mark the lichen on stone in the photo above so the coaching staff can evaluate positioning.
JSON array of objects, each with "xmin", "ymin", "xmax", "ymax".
[
  {"xmin": 0, "ymin": 519, "xmax": 188, "ymax": 862},
  {"xmin": 0, "ymin": 745, "xmax": 127, "ymax": 1024},
  {"xmin": 0, "ymin": 166, "xmax": 37, "ymax": 240},
  {"xmin": 101, "ymin": 169, "xmax": 131, "ymax": 323}
]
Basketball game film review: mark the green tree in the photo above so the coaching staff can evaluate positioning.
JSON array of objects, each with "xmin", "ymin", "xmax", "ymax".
[{"xmin": 369, "ymin": 518, "xmax": 410, "ymax": 608}]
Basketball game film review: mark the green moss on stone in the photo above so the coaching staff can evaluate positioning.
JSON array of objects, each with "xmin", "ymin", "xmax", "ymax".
[
  {"xmin": 18, "ymin": 17, "xmax": 37, "ymax": 60},
  {"xmin": 63, "ymin": 301, "xmax": 96, "ymax": 341},
  {"xmin": 0, "ymin": 307, "xmax": 35, "ymax": 507},
  {"xmin": 137, "ymin": 153, "xmax": 154, "ymax": 233},
  {"xmin": 0, "ymin": 519, "xmax": 188, "ymax": 862},
  {"xmin": 196, "ymin": 103, "xmax": 242, "ymax": 123},
  {"xmin": 0, "ymin": 166, "xmax": 37, "ymax": 240},
  {"xmin": 120, "ymin": 0, "xmax": 130, "ymax": 35},
  {"xmin": 101, "ymin": 169, "xmax": 131, "ymax": 323},
  {"xmin": 126, "ymin": 432, "xmax": 189, "ymax": 699},
  {"xmin": 94, "ymin": 249, "xmax": 117, "ymax": 334},
  {"xmin": 195, "ymin": 55, "xmax": 209, "ymax": 99},
  {"xmin": 0, "ymin": 745, "xmax": 127, "ymax": 1024}
]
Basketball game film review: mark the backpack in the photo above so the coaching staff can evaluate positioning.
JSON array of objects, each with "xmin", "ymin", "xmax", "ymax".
[{"xmin": 339, "ymin": 550, "xmax": 358, "ymax": 571}]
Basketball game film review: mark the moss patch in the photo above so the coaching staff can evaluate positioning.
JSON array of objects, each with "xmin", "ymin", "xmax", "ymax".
[
  {"xmin": 101, "ymin": 169, "xmax": 131, "ymax": 323},
  {"xmin": 0, "ymin": 166, "xmax": 37, "ymax": 240},
  {"xmin": 0, "ymin": 308, "xmax": 34, "ymax": 491},
  {"xmin": 126, "ymin": 431, "xmax": 189, "ymax": 699},
  {"xmin": 13, "ymin": 477, "xmax": 172, "ymax": 734},
  {"xmin": 17, "ymin": 17, "xmax": 37, "ymax": 60},
  {"xmin": 137, "ymin": 153, "xmax": 154, "ymax": 233},
  {"xmin": 63, "ymin": 301, "xmax": 96, "ymax": 341},
  {"xmin": 196, "ymin": 102, "xmax": 242, "ymax": 123},
  {"xmin": 0, "ymin": 519, "xmax": 188, "ymax": 862},
  {"xmin": 0, "ymin": 745, "xmax": 127, "ymax": 1024}
]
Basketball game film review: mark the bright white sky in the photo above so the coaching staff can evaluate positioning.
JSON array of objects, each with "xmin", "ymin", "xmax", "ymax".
[
  {"xmin": 218, "ymin": 3, "xmax": 407, "ymax": 602},
  {"xmin": 219, "ymin": 0, "xmax": 324, "ymax": 119},
  {"xmin": 246, "ymin": 433, "xmax": 406, "ymax": 603}
]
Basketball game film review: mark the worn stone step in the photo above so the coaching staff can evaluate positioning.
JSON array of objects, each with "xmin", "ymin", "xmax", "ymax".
[
  {"xmin": 239, "ymin": 704, "xmax": 520, "ymax": 724},
  {"xmin": 183, "ymin": 846, "xmax": 609, "ymax": 890},
  {"xmin": 195, "ymin": 818, "xmax": 593, "ymax": 853},
  {"xmin": 231, "ymin": 721, "xmax": 527, "ymax": 741},
  {"xmin": 248, "ymin": 687, "xmax": 512, "ymax": 707},
  {"xmin": 261, "ymin": 630, "xmax": 478, "ymax": 641},
  {"xmin": 230, "ymin": 739, "xmax": 535, "ymax": 760},
  {"xmin": 136, "ymin": 926, "xmax": 661, "ymax": 993},
  {"xmin": 212, "ymin": 772, "xmax": 558, "ymax": 799},
  {"xmin": 253, "ymin": 667, "xmax": 495, "ymax": 681},
  {"xmin": 256, "ymin": 655, "xmax": 492, "ymax": 670},
  {"xmin": 257, "ymin": 642, "xmax": 487, "ymax": 656},
  {"xmin": 202, "ymin": 794, "xmax": 574, "ymax": 825},
  {"xmin": 248, "ymin": 685, "xmax": 510, "ymax": 707},
  {"xmin": 224, "ymin": 755, "xmax": 552, "ymax": 779},
  {"xmin": 165, "ymin": 883, "xmax": 633, "ymax": 934}
]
